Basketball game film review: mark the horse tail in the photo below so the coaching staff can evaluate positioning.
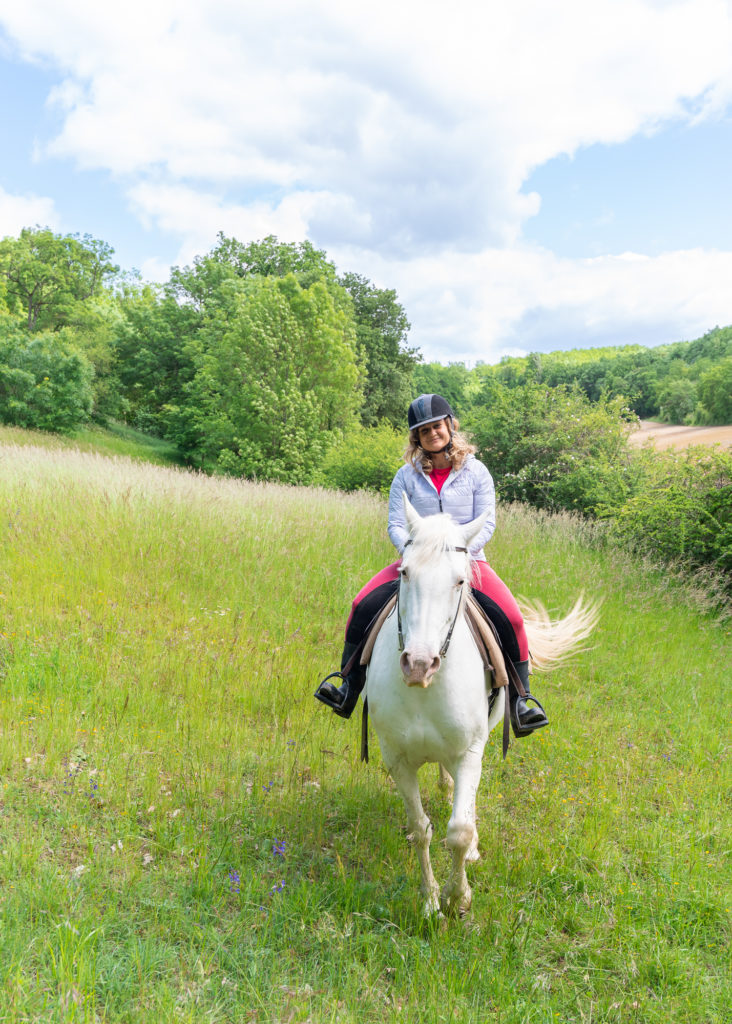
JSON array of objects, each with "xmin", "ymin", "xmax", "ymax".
[{"xmin": 519, "ymin": 595, "xmax": 600, "ymax": 672}]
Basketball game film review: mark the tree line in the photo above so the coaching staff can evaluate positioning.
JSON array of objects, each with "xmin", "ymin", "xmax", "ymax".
[
  {"xmin": 1, "ymin": 227, "xmax": 729, "ymax": 587},
  {"xmin": 0, "ymin": 228, "xmax": 418, "ymax": 481}
]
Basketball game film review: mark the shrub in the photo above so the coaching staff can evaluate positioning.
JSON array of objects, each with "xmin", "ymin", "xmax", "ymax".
[
  {"xmin": 320, "ymin": 422, "xmax": 404, "ymax": 494},
  {"xmin": 600, "ymin": 447, "xmax": 732, "ymax": 576},
  {"xmin": 470, "ymin": 381, "xmax": 637, "ymax": 513}
]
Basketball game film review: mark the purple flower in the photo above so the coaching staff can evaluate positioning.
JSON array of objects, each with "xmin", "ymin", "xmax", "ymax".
[
  {"xmin": 228, "ymin": 869, "xmax": 241, "ymax": 894},
  {"xmin": 273, "ymin": 840, "xmax": 286, "ymax": 857}
]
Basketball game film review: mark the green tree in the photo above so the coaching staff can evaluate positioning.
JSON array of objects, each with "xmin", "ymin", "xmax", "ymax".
[
  {"xmin": 169, "ymin": 233, "xmax": 344, "ymax": 309},
  {"xmin": 658, "ymin": 378, "xmax": 697, "ymax": 424},
  {"xmin": 339, "ymin": 272, "xmax": 416, "ymax": 427},
  {"xmin": 413, "ymin": 362, "xmax": 471, "ymax": 417},
  {"xmin": 0, "ymin": 319, "xmax": 93, "ymax": 432},
  {"xmin": 171, "ymin": 236, "xmax": 416, "ymax": 430},
  {"xmin": 696, "ymin": 356, "xmax": 732, "ymax": 424},
  {"xmin": 0, "ymin": 228, "xmax": 118, "ymax": 332},
  {"xmin": 181, "ymin": 274, "xmax": 363, "ymax": 480},
  {"xmin": 114, "ymin": 285, "xmax": 201, "ymax": 435}
]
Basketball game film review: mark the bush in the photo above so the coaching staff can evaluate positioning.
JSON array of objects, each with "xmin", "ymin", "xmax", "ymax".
[
  {"xmin": 0, "ymin": 325, "xmax": 94, "ymax": 432},
  {"xmin": 600, "ymin": 448, "xmax": 732, "ymax": 576},
  {"xmin": 320, "ymin": 422, "xmax": 404, "ymax": 493},
  {"xmin": 470, "ymin": 381, "xmax": 638, "ymax": 513}
]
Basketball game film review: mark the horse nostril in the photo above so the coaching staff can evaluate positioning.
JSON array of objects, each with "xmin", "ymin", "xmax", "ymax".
[
  {"xmin": 430, "ymin": 656, "xmax": 441, "ymax": 675},
  {"xmin": 400, "ymin": 651, "xmax": 411, "ymax": 675}
]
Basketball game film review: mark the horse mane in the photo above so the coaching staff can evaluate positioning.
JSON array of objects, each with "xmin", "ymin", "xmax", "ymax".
[{"xmin": 405, "ymin": 513, "xmax": 466, "ymax": 574}]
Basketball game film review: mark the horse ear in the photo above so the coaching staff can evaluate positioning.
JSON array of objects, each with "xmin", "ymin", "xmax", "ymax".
[
  {"xmin": 461, "ymin": 511, "xmax": 488, "ymax": 551},
  {"xmin": 403, "ymin": 494, "xmax": 422, "ymax": 536}
]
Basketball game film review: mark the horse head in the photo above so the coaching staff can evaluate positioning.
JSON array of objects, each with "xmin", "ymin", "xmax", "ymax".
[{"xmin": 398, "ymin": 496, "xmax": 488, "ymax": 687}]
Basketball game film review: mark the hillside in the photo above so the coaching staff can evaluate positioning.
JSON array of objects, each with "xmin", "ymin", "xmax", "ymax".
[{"xmin": 0, "ymin": 438, "xmax": 729, "ymax": 1022}]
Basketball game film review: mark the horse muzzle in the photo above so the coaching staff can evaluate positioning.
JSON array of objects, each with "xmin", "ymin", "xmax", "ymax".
[{"xmin": 400, "ymin": 651, "xmax": 441, "ymax": 687}]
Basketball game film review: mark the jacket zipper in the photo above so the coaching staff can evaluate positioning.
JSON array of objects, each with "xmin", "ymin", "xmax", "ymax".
[{"xmin": 425, "ymin": 468, "xmax": 454, "ymax": 513}]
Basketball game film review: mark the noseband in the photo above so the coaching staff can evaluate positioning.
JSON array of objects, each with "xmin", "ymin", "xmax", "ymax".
[{"xmin": 396, "ymin": 540, "xmax": 468, "ymax": 659}]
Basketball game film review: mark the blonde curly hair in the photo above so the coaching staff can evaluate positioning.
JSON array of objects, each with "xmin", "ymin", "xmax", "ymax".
[{"xmin": 404, "ymin": 417, "xmax": 476, "ymax": 473}]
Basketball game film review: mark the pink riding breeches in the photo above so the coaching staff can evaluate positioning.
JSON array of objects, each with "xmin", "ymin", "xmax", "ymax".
[{"xmin": 347, "ymin": 559, "xmax": 529, "ymax": 662}]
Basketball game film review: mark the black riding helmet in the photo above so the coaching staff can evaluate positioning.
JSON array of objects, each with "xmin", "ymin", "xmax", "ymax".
[{"xmin": 407, "ymin": 393, "xmax": 455, "ymax": 432}]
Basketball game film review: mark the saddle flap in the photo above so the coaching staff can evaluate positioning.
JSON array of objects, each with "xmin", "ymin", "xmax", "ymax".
[
  {"xmin": 465, "ymin": 595, "xmax": 509, "ymax": 690},
  {"xmin": 359, "ymin": 592, "xmax": 398, "ymax": 666}
]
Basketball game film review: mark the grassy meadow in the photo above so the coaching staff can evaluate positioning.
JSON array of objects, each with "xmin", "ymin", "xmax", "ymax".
[{"xmin": 0, "ymin": 437, "xmax": 729, "ymax": 1023}]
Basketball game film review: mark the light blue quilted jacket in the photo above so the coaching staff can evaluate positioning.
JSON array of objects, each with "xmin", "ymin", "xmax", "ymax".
[{"xmin": 387, "ymin": 455, "xmax": 496, "ymax": 561}]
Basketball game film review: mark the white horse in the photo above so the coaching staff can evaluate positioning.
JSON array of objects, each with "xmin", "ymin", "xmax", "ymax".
[{"xmin": 365, "ymin": 497, "xmax": 598, "ymax": 918}]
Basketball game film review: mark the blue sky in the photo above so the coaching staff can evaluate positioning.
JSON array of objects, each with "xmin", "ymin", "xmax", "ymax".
[
  {"xmin": 1, "ymin": 0, "xmax": 732, "ymax": 363},
  {"xmin": 523, "ymin": 120, "xmax": 732, "ymax": 258}
]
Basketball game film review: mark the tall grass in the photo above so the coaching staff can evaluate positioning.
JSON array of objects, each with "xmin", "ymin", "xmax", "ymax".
[
  {"xmin": 0, "ymin": 441, "xmax": 729, "ymax": 1023},
  {"xmin": 0, "ymin": 421, "xmax": 184, "ymax": 465}
]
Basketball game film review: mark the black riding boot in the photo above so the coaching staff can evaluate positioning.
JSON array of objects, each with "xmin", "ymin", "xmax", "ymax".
[
  {"xmin": 509, "ymin": 659, "xmax": 549, "ymax": 738},
  {"xmin": 314, "ymin": 642, "xmax": 366, "ymax": 719}
]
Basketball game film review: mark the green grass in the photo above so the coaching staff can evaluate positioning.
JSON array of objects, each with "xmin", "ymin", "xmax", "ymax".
[
  {"xmin": 0, "ymin": 438, "xmax": 729, "ymax": 1023},
  {"xmin": 0, "ymin": 420, "xmax": 185, "ymax": 466}
]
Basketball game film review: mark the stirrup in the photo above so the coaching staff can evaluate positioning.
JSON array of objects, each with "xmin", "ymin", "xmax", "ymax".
[
  {"xmin": 314, "ymin": 671, "xmax": 347, "ymax": 709},
  {"xmin": 511, "ymin": 693, "xmax": 548, "ymax": 738}
]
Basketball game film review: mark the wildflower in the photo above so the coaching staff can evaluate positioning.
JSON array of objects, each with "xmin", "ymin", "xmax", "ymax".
[
  {"xmin": 228, "ymin": 869, "xmax": 241, "ymax": 894},
  {"xmin": 270, "ymin": 879, "xmax": 285, "ymax": 894},
  {"xmin": 273, "ymin": 840, "xmax": 286, "ymax": 857}
]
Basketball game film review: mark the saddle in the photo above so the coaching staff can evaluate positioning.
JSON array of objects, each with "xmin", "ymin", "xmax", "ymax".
[{"xmin": 355, "ymin": 591, "xmax": 524, "ymax": 763}]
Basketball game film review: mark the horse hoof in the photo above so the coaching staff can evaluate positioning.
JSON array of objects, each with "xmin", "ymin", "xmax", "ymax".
[
  {"xmin": 440, "ymin": 892, "xmax": 475, "ymax": 917},
  {"xmin": 440, "ymin": 890, "xmax": 472, "ymax": 918},
  {"xmin": 422, "ymin": 897, "xmax": 443, "ymax": 920}
]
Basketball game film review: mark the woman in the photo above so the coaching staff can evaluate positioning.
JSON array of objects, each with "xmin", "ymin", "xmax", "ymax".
[{"xmin": 315, "ymin": 394, "xmax": 548, "ymax": 737}]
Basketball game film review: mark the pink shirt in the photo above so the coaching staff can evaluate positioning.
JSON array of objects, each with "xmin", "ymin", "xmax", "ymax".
[{"xmin": 429, "ymin": 467, "xmax": 451, "ymax": 493}]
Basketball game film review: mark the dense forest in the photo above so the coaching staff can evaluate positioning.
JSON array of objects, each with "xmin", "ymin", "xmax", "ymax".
[{"xmin": 1, "ymin": 227, "xmax": 730, "ymax": 586}]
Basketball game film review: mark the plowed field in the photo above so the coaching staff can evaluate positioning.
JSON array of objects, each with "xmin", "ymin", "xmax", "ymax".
[{"xmin": 630, "ymin": 420, "xmax": 732, "ymax": 450}]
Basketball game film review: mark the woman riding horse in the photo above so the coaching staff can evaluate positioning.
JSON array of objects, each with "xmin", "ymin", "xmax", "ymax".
[{"xmin": 315, "ymin": 393, "xmax": 548, "ymax": 737}]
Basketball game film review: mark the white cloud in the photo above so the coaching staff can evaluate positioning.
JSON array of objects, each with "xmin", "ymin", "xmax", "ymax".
[
  {"xmin": 128, "ymin": 182, "xmax": 372, "ymax": 266},
  {"xmin": 1, "ymin": 0, "xmax": 732, "ymax": 356},
  {"xmin": 4, "ymin": 0, "xmax": 731, "ymax": 249},
  {"xmin": 0, "ymin": 185, "xmax": 59, "ymax": 237},
  {"xmin": 336, "ymin": 243, "xmax": 732, "ymax": 361}
]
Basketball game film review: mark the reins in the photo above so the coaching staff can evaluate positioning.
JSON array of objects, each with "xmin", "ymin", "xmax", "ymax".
[{"xmin": 396, "ymin": 540, "xmax": 469, "ymax": 660}]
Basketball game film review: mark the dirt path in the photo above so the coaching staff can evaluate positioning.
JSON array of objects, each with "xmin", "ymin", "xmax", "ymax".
[{"xmin": 629, "ymin": 421, "xmax": 732, "ymax": 450}]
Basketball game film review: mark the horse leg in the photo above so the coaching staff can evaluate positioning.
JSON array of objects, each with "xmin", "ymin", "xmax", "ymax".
[
  {"xmin": 438, "ymin": 765, "xmax": 477, "ymax": 860},
  {"xmin": 465, "ymin": 790, "xmax": 480, "ymax": 863},
  {"xmin": 441, "ymin": 749, "xmax": 483, "ymax": 916},
  {"xmin": 438, "ymin": 763, "xmax": 454, "ymax": 801},
  {"xmin": 387, "ymin": 756, "xmax": 441, "ymax": 918}
]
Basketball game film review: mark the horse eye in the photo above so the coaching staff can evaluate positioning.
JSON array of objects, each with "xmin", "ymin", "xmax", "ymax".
[
  {"xmin": 456, "ymin": 579, "xmax": 465, "ymax": 588},
  {"xmin": 400, "ymin": 567, "xmax": 409, "ymax": 581}
]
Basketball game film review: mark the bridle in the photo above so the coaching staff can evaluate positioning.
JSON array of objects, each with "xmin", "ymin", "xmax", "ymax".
[{"xmin": 396, "ymin": 540, "xmax": 469, "ymax": 659}]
